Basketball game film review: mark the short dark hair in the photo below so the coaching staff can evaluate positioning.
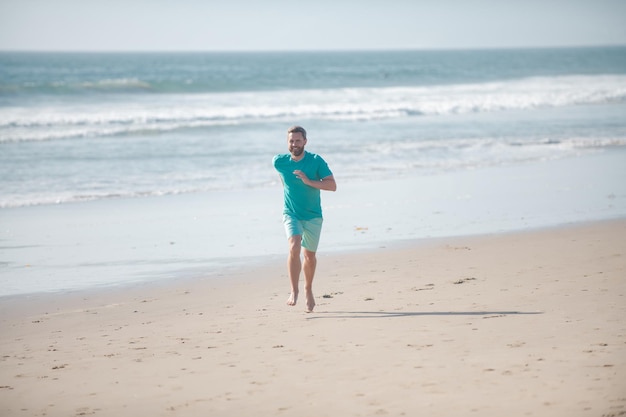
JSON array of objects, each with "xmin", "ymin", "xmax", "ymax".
[{"xmin": 287, "ymin": 125, "xmax": 307, "ymax": 139}]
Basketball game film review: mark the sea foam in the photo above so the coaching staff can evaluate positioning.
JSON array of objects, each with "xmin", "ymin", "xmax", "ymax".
[{"xmin": 1, "ymin": 75, "xmax": 625, "ymax": 143}]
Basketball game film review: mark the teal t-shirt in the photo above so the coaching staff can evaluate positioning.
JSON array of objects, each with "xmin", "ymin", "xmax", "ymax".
[{"xmin": 273, "ymin": 151, "xmax": 333, "ymax": 220}]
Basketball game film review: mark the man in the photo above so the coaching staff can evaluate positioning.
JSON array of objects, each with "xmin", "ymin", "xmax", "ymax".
[{"xmin": 273, "ymin": 126, "xmax": 337, "ymax": 313}]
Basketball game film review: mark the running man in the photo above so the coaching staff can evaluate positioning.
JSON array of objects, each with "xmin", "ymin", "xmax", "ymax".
[{"xmin": 273, "ymin": 126, "xmax": 337, "ymax": 312}]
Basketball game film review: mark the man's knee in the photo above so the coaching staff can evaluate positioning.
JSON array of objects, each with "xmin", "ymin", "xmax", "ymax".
[
  {"xmin": 302, "ymin": 249, "xmax": 316, "ymax": 263},
  {"xmin": 288, "ymin": 236, "xmax": 302, "ymax": 257}
]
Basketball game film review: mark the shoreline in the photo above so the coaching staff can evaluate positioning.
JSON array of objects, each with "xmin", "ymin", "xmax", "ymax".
[
  {"xmin": 1, "ymin": 215, "xmax": 624, "ymax": 307},
  {"xmin": 2, "ymin": 148, "xmax": 626, "ymax": 297},
  {"xmin": 1, "ymin": 218, "xmax": 625, "ymax": 416}
]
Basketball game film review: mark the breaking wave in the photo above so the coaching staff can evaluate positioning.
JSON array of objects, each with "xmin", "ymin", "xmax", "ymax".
[{"xmin": 2, "ymin": 75, "xmax": 625, "ymax": 143}]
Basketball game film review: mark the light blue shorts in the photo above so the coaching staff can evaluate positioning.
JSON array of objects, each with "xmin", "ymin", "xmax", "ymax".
[{"xmin": 283, "ymin": 215, "xmax": 323, "ymax": 252}]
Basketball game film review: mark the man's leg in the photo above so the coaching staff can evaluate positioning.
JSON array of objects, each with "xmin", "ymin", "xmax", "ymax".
[
  {"xmin": 302, "ymin": 248, "xmax": 317, "ymax": 312},
  {"xmin": 286, "ymin": 235, "xmax": 302, "ymax": 306}
]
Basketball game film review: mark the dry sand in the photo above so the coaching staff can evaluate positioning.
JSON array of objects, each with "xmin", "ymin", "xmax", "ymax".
[{"xmin": 1, "ymin": 219, "xmax": 625, "ymax": 417}]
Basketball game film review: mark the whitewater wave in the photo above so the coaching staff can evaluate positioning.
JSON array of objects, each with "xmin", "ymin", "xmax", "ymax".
[
  {"xmin": 3, "ymin": 134, "xmax": 624, "ymax": 209},
  {"xmin": 1, "ymin": 75, "xmax": 625, "ymax": 143},
  {"xmin": 0, "ymin": 78, "xmax": 154, "ymax": 94}
]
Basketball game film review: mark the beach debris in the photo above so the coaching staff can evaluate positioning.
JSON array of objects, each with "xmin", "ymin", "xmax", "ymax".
[
  {"xmin": 453, "ymin": 277, "xmax": 477, "ymax": 284},
  {"xmin": 322, "ymin": 292, "xmax": 343, "ymax": 298},
  {"xmin": 413, "ymin": 284, "xmax": 434, "ymax": 291},
  {"xmin": 364, "ymin": 297, "xmax": 374, "ymax": 301},
  {"xmin": 446, "ymin": 245, "xmax": 472, "ymax": 251}
]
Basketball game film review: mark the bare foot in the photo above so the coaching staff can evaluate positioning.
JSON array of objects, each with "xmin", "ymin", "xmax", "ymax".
[
  {"xmin": 287, "ymin": 291, "xmax": 298, "ymax": 306},
  {"xmin": 305, "ymin": 290, "xmax": 315, "ymax": 313}
]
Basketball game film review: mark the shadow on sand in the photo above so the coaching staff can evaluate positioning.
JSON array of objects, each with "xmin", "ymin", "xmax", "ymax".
[{"xmin": 306, "ymin": 311, "xmax": 543, "ymax": 319}]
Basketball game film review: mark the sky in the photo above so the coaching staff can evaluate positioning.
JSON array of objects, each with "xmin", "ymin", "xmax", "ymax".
[{"xmin": 0, "ymin": 0, "xmax": 625, "ymax": 52}]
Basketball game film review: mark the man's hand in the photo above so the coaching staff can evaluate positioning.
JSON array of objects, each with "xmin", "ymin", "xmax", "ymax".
[
  {"xmin": 293, "ymin": 170, "xmax": 309, "ymax": 183},
  {"xmin": 293, "ymin": 170, "xmax": 337, "ymax": 192}
]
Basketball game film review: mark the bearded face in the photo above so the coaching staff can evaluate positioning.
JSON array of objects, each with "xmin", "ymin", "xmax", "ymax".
[
  {"xmin": 290, "ymin": 144, "xmax": 304, "ymax": 157},
  {"xmin": 288, "ymin": 132, "xmax": 306, "ymax": 158}
]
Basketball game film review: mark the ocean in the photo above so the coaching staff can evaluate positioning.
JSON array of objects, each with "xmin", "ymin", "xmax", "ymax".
[
  {"xmin": 2, "ymin": 47, "xmax": 626, "ymax": 207},
  {"xmin": 1, "ymin": 47, "xmax": 626, "ymax": 295}
]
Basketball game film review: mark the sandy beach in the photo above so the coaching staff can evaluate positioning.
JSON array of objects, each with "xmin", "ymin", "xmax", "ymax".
[
  {"xmin": 1, "ymin": 218, "xmax": 624, "ymax": 417},
  {"xmin": 3, "ymin": 29, "xmax": 626, "ymax": 417}
]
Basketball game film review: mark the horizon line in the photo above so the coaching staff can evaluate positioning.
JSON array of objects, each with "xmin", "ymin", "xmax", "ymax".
[{"xmin": 1, "ymin": 44, "xmax": 625, "ymax": 54}]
